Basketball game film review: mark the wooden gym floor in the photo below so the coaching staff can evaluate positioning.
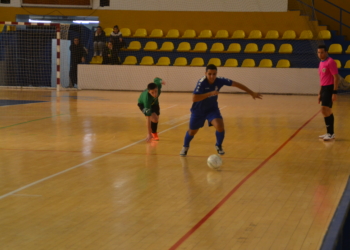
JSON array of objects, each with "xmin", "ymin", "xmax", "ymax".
[{"xmin": 0, "ymin": 89, "xmax": 349, "ymax": 250}]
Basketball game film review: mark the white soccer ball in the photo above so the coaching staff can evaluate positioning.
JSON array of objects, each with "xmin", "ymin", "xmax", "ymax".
[{"xmin": 207, "ymin": 154, "xmax": 222, "ymax": 170}]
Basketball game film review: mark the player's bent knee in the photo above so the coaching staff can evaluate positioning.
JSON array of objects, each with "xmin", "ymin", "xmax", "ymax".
[{"xmin": 188, "ymin": 129, "xmax": 198, "ymax": 136}]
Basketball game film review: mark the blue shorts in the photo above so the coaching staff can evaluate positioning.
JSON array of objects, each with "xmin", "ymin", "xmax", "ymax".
[{"xmin": 189, "ymin": 109, "xmax": 223, "ymax": 130}]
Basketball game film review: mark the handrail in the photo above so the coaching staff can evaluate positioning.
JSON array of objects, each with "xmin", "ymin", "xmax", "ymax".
[{"xmin": 295, "ymin": 0, "xmax": 350, "ymax": 36}]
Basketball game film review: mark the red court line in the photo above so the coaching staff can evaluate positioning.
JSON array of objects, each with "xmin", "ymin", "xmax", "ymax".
[{"xmin": 169, "ymin": 110, "xmax": 321, "ymax": 250}]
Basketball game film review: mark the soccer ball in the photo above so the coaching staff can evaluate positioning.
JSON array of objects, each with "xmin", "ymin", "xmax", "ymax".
[{"xmin": 207, "ymin": 154, "xmax": 222, "ymax": 170}]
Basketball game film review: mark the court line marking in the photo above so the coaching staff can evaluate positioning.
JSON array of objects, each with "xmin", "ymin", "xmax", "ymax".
[
  {"xmin": 0, "ymin": 114, "xmax": 65, "ymax": 130},
  {"xmin": 168, "ymin": 110, "xmax": 321, "ymax": 250},
  {"xmin": 0, "ymin": 119, "xmax": 190, "ymax": 200}
]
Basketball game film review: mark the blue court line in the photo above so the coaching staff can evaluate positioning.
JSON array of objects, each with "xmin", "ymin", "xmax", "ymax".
[{"xmin": 0, "ymin": 100, "xmax": 47, "ymax": 107}]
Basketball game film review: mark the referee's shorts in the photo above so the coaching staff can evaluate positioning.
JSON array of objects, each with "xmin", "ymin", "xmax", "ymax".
[{"xmin": 320, "ymin": 84, "xmax": 334, "ymax": 108}]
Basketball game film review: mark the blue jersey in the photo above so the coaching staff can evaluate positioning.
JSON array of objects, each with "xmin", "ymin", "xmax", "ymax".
[{"xmin": 191, "ymin": 76, "xmax": 232, "ymax": 114}]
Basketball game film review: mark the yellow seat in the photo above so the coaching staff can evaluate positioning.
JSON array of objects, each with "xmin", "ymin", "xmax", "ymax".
[
  {"xmin": 90, "ymin": 56, "xmax": 102, "ymax": 64},
  {"xmin": 265, "ymin": 30, "xmax": 279, "ymax": 39},
  {"xmin": 231, "ymin": 30, "xmax": 245, "ymax": 39},
  {"xmin": 182, "ymin": 29, "xmax": 196, "ymax": 38},
  {"xmin": 345, "ymin": 75, "xmax": 350, "ymax": 82},
  {"xmin": 133, "ymin": 28, "xmax": 147, "ymax": 37},
  {"xmin": 244, "ymin": 43, "xmax": 258, "ymax": 53},
  {"xmin": 345, "ymin": 45, "xmax": 350, "ymax": 54},
  {"xmin": 261, "ymin": 43, "xmax": 275, "ymax": 53},
  {"xmin": 276, "ymin": 59, "xmax": 290, "ymax": 68},
  {"xmin": 318, "ymin": 30, "xmax": 331, "ymax": 40},
  {"xmin": 198, "ymin": 30, "xmax": 212, "ymax": 38},
  {"xmin": 224, "ymin": 59, "xmax": 238, "ymax": 67},
  {"xmin": 210, "ymin": 43, "xmax": 224, "ymax": 52},
  {"xmin": 248, "ymin": 30, "xmax": 262, "ymax": 39},
  {"xmin": 143, "ymin": 41, "xmax": 158, "ymax": 51},
  {"xmin": 282, "ymin": 30, "xmax": 296, "ymax": 39},
  {"xmin": 149, "ymin": 29, "xmax": 163, "ymax": 38},
  {"xmin": 192, "ymin": 42, "xmax": 208, "ymax": 52},
  {"xmin": 159, "ymin": 42, "xmax": 174, "ymax": 52},
  {"xmin": 227, "ymin": 43, "xmax": 241, "ymax": 53},
  {"xmin": 328, "ymin": 44, "xmax": 343, "ymax": 54},
  {"xmin": 344, "ymin": 60, "xmax": 350, "ymax": 68},
  {"xmin": 173, "ymin": 57, "xmax": 188, "ymax": 66},
  {"xmin": 190, "ymin": 57, "xmax": 204, "ymax": 66},
  {"xmin": 177, "ymin": 42, "xmax": 191, "ymax": 52},
  {"xmin": 139, "ymin": 56, "xmax": 154, "ymax": 65},
  {"xmin": 104, "ymin": 28, "xmax": 113, "ymax": 37},
  {"xmin": 156, "ymin": 57, "xmax": 171, "ymax": 66},
  {"xmin": 215, "ymin": 30, "xmax": 229, "ymax": 38},
  {"xmin": 241, "ymin": 59, "xmax": 255, "ymax": 67},
  {"xmin": 166, "ymin": 29, "xmax": 180, "ymax": 38},
  {"xmin": 0, "ymin": 24, "xmax": 4, "ymax": 33},
  {"xmin": 279, "ymin": 44, "xmax": 293, "ymax": 53},
  {"xmin": 120, "ymin": 28, "xmax": 131, "ymax": 37},
  {"xmin": 258, "ymin": 59, "xmax": 273, "ymax": 68},
  {"xmin": 334, "ymin": 60, "xmax": 341, "ymax": 68},
  {"xmin": 207, "ymin": 58, "xmax": 222, "ymax": 67},
  {"xmin": 299, "ymin": 30, "xmax": 313, "ymax": 39},
  {"xmin": 127, "ymin": 41, "xmax": 141, "ymax": 51},
  {"xmin": 123, "ymin": 56, "xmax": 137, "ymax": 65}
]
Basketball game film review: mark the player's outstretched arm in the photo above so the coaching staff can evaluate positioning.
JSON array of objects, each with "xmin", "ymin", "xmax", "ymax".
[
  {"xmin": 232, "ymin": 81, "xmax": 262, "ymax": 100},
  {"xmin": 145, "ymin": 116, "xmax": 153, "ymax": 142}
]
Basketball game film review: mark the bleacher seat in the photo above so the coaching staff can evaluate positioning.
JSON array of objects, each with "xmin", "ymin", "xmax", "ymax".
[
  {"xmin": 127, "ymin": 41, "xmax": 141, "ymax": 50},
  {"xmin": 265, "ymin": 30, "xmax": 279, "ymax": 39},
  {"xmin": 207, "ymin": 58, "xmax": 222, "ymax": 67},
  {"xmin": 345, "ymin": 45, "xmax": 350, "ymax": 54},
  {"xmin": 140, "ymin": 56, "xmax": 154, "ymax": 65},
  {"xmin": 261, "ymin": 43, "xmax": 275, "ymax": 53},
  {"xmin": 344, "ymin": 60, "xmax": 350, "ymax": 68},
  {"xmin": 248, "ymin": 30, "xmax": 262, "ymax": 39},
  {"xmin": 276, "ymin": 59, "xmax": 290, "ymax": 68},
  {"xmin": 299, "ymin": 30, "xmax": 313, "ymax": 39},
  {"xmin": 177, "ymin": 42, "xmax": 191, "ymax": 52},
  {"xmin": 0, "ymin": 24, "xmax": 5, "ymax": 33},
  {"xmin": 90, "ymin": 56, "xmax": 102, "ymax": 64},
  {"xmin": 231, "ymin": 30, "xmax": 245, "ymax": 39},
  {"xmin": 224, "ymin": 59, "xmax": 238, "ymax": 67},
  {"xmin": 282, "ymin": 30, "xmax": 296, "ymax": 39},
  {"xmin": 173, "ymin": 57, "xmax": 188, "ymax": 66},
  {"xmin": 210, "ymin": 43, "xmax": 224, "ymax": 52},
  {"xmin": 279, "ymin": 44, "xmax": 293, "ymax": 53},
  {"xmin": 149, "ymin": 29, "xmax": 163, "ymax": 38},
  {"xmin": 159, "ymin": 42, "xmax": 174, "ymax": 52},
  {"xmin": 182, "ymin": 29, "xmax": 196, "ymax": 38},
  {"xmin": 198, "ymin": 30, "xmax": 212, "ymax": 38},
  {"xmin": 334, "ymin": 59, "xmax": 342, "ymax": 68},
  {"xmin": 318, "ymin": 30, "xmax": 331, "ymax": 40},
  {"xmin": 133, "ymin": 28, "xmax": 147, "ymax": 37},
  {"xmin": 120, "ymin": 28, "xmax": 131, "ymax": 37},
  {"xmin": 143, "ymin": 41, "xmax": 158, "ymax": 51},
  {"xmin": 258, "ymin": 59, "xmax": 273, "ymax": 68},
  {"xmin": 190, "ymin": 57, "xmax": 204, "ymax": 66},
  {"xmin": 241, "ymin": 59, "xmax": 255, "ymax": 67},
  {"xmin": 227, "ymin": 43, "xmax": 241, "ymax": 53},
  {"xmin": 215, "ymin": 30, "xmax": 229, "ymax": 38},
  {"xmin": 345, "ymin": 75, "xmax": 350, "ymax": 82},
  {"xmin": 328, "ymin": 44, "xmax": 343, "ymax": 54},
  {"xmin": 166, "ymin": 29, "xmax": 180, "ymax": 38},
  {"xmin": 244, "ymin": 43, "xmax": 258, "ymax": 53},
  {"xmin": 104, "ymin": 28, "xmax": 113, "ymax": 36},
  {"xmin": 123, "ymin": 56, "xmax": 137, "ymax": 65},
  {"xmin": 193, "ymin": 42, "xmax": 208, "ymax": 52},
  {"xmin": 156, "ymin": 57, "xmax": 171, "ymax": 66}
]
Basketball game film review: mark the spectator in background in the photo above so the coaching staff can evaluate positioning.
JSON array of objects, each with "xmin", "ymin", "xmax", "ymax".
[
  {"xmin": 102, "ymin": 41, "xmax": 120, "ymax": 65},
  {"xmin": 69, "ymin": 37, "xmax": 87, "ymax": 88},
  {"xmin": 109, "ymin": 25, "xmax": 126, "ymax": 50},
  {"xmin": 93, "ymin": 26, "xmax": 106, "ymax": 56}
]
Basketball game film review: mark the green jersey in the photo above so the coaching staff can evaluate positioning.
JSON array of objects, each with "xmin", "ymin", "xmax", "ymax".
[{"xmin": 138, "ymin": 77, "xmax": 162, "ymax": 116}]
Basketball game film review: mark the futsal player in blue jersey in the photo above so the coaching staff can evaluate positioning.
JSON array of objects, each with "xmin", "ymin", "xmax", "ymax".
[{"xmin": 180, "ymin": 64, "xmax": 262, "ymax": 156}]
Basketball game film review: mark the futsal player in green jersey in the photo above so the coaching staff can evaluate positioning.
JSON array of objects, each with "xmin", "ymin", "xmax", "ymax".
[{"xmin": 138, "ymin": 77, "xmax": 166, "ymax": 142}]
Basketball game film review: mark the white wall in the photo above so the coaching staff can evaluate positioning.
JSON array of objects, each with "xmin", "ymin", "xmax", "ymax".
[{"xmin": 78, "ymin": 65, "xmax": 319, "ymax": 95}]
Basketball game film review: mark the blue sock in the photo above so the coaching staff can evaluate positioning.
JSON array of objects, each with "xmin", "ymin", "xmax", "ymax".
[
  {"xmin": 215, "ymin": 130, "xmax": 225, "ymax": 146},
  {"xmin": 183, "ymin": 131, "xmax": 194, "ymax": 147}
]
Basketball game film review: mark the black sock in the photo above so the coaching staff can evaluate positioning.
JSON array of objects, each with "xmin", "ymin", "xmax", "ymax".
[
  {"xmin": 324, "ymin": 114, "xmax": 334, "ymax": 134},
  {"xmin": 151, "ymin": 122, "xmax": 158, "ymax": 133}
]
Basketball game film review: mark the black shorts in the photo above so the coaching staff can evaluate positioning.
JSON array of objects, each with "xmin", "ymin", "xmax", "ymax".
[
  {"xmin": 320, "ymin": 84, "xmax": 334, "ymax": 108},
  {"xmin": 137, "ymin": 103, "xmax": 160, "ymax": 116}
]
